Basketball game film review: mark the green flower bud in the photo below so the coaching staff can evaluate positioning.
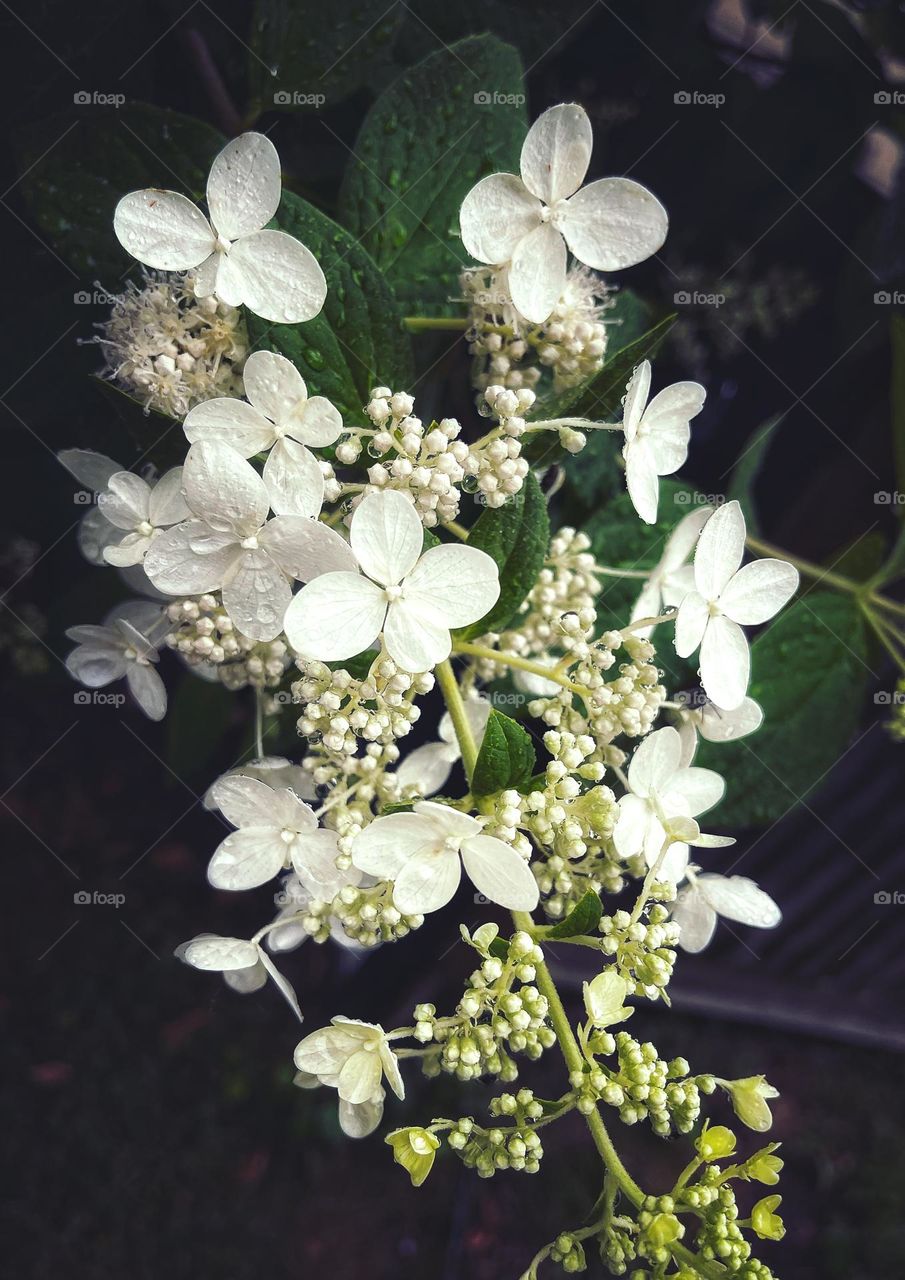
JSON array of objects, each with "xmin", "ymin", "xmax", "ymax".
[
  {"xmin": 385, "ymin": 1127, "xmax": 440, "ymax": 1187},
  {"xmin": 746, "ymin": 1150, "xmax": 784, "ymax": 1186},
  {"xmin": 751, "ymin": 1194, "xmax": 785, "ymax": 1241},
  {"xmin": 695, "ymin": 1124, "xmax": 737, "ymax": 1161},
  {"xmin": 721, "ymin": 1075, "xmax": 779, "ymax": 1132},
  {"xmin": 647, "ymin": 1213, "xmax": 682, "ymax": 1246},
  {"xmin": 582, "ymin": 969, "xmax": 633, "ymax": 1029}
]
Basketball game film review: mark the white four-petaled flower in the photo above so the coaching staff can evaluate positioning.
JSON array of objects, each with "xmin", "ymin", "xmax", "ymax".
[
  {"xmin": 65, "ymin": 601, "xmax": 167, "ymax": 720},
  {"xmin": 144, "ymin": 439, "xmax": 356, "ymax": 641},
  {"xmin": 630, "ymin": 504, "xmax": 712, "ymax": 636},
  {"xmin": 459, "ymin": 104, "xmax": 668, "ymax": 324},
  {"xmin": 294, "ymin": 1017, "xmax": 405, "ymax": 1106},
  {"xmin": 99, "ymin": 467, "xmax": 190, "ymax": 567},
  {"xmin": 114, "ymin": 132, "xmax": 327, "ymax": 324},
  {"xmin": 671, "ymin": 870, "xmax": 781, "ymax": 953},
  {"xmin": 674, "ymin": 500, "xmax": 799, "ymax": 710},
  {"xmin": 351, "ymin": 799, "xmax": 539, "ymax": 914},
  {"xmin": 621, "ymin": 361, "xmax": 706, "ymax": 525},
  {"xmin": 183, "ymin": 349, "xmax": 342, "ymax": 517},
  {"xmin": 283, "ymin": 489, "xmax": 500, "ymax": 673},
  {"xmin": 676, "ymin": 695, "xmax": 764, "ymax": 765}
]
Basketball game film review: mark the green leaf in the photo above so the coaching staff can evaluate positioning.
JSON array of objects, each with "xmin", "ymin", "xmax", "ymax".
[
  {"xmin": 337, "ymin": 35, "xmax": 526, "ymax": 315},
  {"xmin": 697, "ymin": 592, "xmax": 872, "ymax": 827},
  {"xmin": 891, "ymin": 313, "xmax": 905, "ymax": 518},
  {"xmin": 727, "ymin": 414, "xmax": 784, "ymax": 536},
  {"xmin": 16, "ymin": 105, "xmax": 225, "ymax": 278},
  {"xmin": 456, "ymin": 472, "xmax": 549, "ymax": 640},
  {"xmin": 244, "ymin": 190, "xmax": 414, "ymax": 426},
  {"xmin": 247, "ymin": 0, "xmax": 405, "ymax": 116},
  {"xmin": 327, "ymin": 648, "xmax": 380, "ymax": 680},
  {"xmin": 471, "ymin": 709, "xmax": 536, "ymax": 797},
  {"xmin": 546, "ymin": 890, "xmax": 602, "ymax": 939}
]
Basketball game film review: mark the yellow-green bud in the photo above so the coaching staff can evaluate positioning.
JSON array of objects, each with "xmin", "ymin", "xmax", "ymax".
[
  {"xmin": 582, "ymin": 969, "xmax": 633, "ymax": 1028},
  {"xmin": 722, "ymin": 1075, "xmax": 779, "ymax": 1132},
  {"xmin": 647, "ymin": 1213, "xmax": 682, "ymax": 1246},
  {"xmin": 385, "ymin": 1127, "xmax": 440, "ymax": 1187},
  {"xmin": 695, "ymin": 1124, "xmax": 737, "ymax": 1161},
  {"xmin": 746, "ymin": 1150, "xmax": 784, "ymax": 1186},
  {"xmin": 751, "ymin": 1194, "xmax": 785, "ymax": 1241}
]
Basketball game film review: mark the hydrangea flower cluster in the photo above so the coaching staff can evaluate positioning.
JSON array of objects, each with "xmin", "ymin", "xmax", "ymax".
[{"xmin": 59, "ymin": 113, "xmax": 800, "ymax": 1280}]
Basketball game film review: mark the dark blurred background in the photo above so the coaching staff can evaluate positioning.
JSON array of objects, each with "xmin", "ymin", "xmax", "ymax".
[{"xmin": 2, "ymin": 2, "xmax": 905, "ymax": 1277}]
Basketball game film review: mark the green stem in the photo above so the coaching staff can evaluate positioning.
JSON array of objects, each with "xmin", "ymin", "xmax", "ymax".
[
  {"xmin": 403, "ymin": 316, "xmax": 469, "ymax": 333},
  {"xmin": 864, "ymin": 606, "xmax": 905, "ymax": 673},
  {"xmin": 254, "ymin": 690, "xmax": 265, "ymax": 759},
  {"xmin": 453, "ymin": 639, "xmax": 586, "ymax": 696},
  {"xmin": 435, "ymin": 659, "xmax": 479, "ymax": 777}
]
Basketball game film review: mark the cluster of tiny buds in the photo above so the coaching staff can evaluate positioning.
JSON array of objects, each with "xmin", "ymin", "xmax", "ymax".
[
  {"xmin": 447, "ymin": 1113, "xmax": 543, "ymax": 1177},
  {"xmin": 164, "ymin": 595, "xmax": 290, "ymax": 689},
  {"xmin": 462, "ymin": 265, "xmax": 542, "ymax": 393},
  {"xmin": 571, "ymin": 1033, "xmax": 711, "ymax": 1138},
  {"xmin": 338, "ymin": 388, "xmax": 469, "ymax": 527},
  {"xmin": 599, "ymin": 901, "xmax": 680, "ymax": 999},
  {"xmin": 293, "ymin": 657, "xmax": 433, "ymax": 756},
  {"xmin": 467, "ymin": 385, "xmax": 533, "ymax": 509},
  {"xmin": 300, "ymin": 881, "xmax": 423, "ymax": 947}
]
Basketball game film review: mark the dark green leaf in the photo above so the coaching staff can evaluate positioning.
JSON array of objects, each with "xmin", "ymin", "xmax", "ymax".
[
  {"xmin": 327, "ymin": 648, "xmax": 380, "ymax": 680},
  {"xmin": 245, "ymin": 190, "xmax": 414, "ymax": 426},
  {"xmin": 337, "ymin": 35, "xmax": 526, "ymax": 315},
  {"xmin": 697, "ymin": 593, "xmax": 872, "ymax": 827},
  {"xmin": 471, "ymin": 709, "xmax": 536, "ymax": 797},
  {"xmin": 16, "ymin": 105, "xmax": 225, "ymax": 278},
  {"xmin": 545, "ymin": 889, "xmax": 602, "ymax": 939},
  {"xmin": 456, "ymin": 472, "xmax": 549, "ymax": 640},
  {"xmin": 488, "ymin": 936, "xmax": 510, "ymax": 961},
  {"xmin": 727, "ymin": 413, "xmax": 784, "ymax": 536}
]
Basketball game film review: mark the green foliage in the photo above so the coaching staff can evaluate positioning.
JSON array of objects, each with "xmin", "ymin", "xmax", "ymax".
[
  {"xmin": 16, "ymin": 105, "xmax": 225, "ymax": 278},
  {"xmin": 337, "ymin": 36, "xmax": 525, "ymax": 315},
  {"xmin": 456, "ymin": 473, "xmax": 550, "ymax": 640},
  {"xmin": 245, "ymin": 190, "xmax": 414, "ymax": 426},
  {"xmin": 471, "ymin": 709, "xmax": 536, "ymax": 797},
  {"xmin": 545, "ymin": 890, "xmax": 602, "ymax": 939},
  {"xmin": 727, "ymin": 414, "xmax": 784, "ymax": 536},
  {"xmin": 698, "ymin": 592, "xmax": 871, "ymax": 827}
]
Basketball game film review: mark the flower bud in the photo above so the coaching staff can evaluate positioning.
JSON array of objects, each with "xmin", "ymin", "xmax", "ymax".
[{"xmin": 385, "ymin": 1127, "xmax": 440, "ymax": 1186}]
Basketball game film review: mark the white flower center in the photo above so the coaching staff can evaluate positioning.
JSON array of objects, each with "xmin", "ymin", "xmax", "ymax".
[
  {"xmin": 384, "ymin": 584, "xmax": 403, "ymax": 602},
  {"xmin": 137, "ymin": 520, "xmax": 154, "ymax": 537},
  {"xmin": 707, "ymin": 600, "xmax": 722, "ymax": 617},
  {"xmin": 240, "ymin": 535, "xmax": 259, "ymax": 550},
  {"xmin": 442, "ymin": 835, "xmax": 462, "ymax": 855},
  {"xmin": 214, "ymin": 234, "xmax": 232, "ymax": 254},
  {"xmin": 280, "ymin": 828, "xmax": 296, "ymax": 845}
]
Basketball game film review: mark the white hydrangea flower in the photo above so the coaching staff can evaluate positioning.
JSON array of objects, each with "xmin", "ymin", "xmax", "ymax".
[
  {"xmin": 395, "ymin": 693, "xmax": 491, "ymax": 795},
  {"xmin": 203, "ymin": 755, "xmax": 318, "ymax": 809},
  {"xmin": 351, "ymin": 799, "xmax": 539, "ymax": 914},
  {"xmin": 65, "ymin": 601, "xmax": 167, "ymax": 720},
  {"xmin": 59, "ymin": 448, "xmax": 125, "ymax": 565},
  {"xmin": 613, "ymin": 726, "xmax": 726, "ymax": 882},
  {"xmin": 283, "ymin": 489, "xmax": 500, "ymax": 673},
  {"xmin": 176, "ymin": 932, "xmax": 302, "ymax": 1019},
  {"xmin": 144, "ymin": 440, "xmax": 356, "ymax": 642},
  {"xmin": 183, "ymin": 350, "xmax": 342, "ymax": 517},
  {"xmin": 459, "ymin": 103, "xmax": 667, "ymax": 324},
  {"xmin": 293, "ymin": 1069, "xmax": 386, "ymax": 1139},
  {"xmin": 676, "ymin": 696, "xmax": 764, "ymax": 765},
  {"xmin": 630, "ymin": 505, "xmax": 712, "ymax": 637},
  {"xmin": 205, "ymin": 773, "xmax": 353, "ymax": 896},
  {"xmin": 293, "ymin": 1017, "xmax": 405, "ymax": 1105},
  {"xmin": 114, "ymin": 132, "xmax": 327, "ymax": 324},
  {"xmin": 671, "ymin": 870, "xmax": 781, "ymax": 953},
  {"xmin": 674, "ymin": 500, "xmax": 799, "ymax": 710},
  {"xmin": 621, "ymin": 361, "xmax": 706, "ymax": 525},
  {"xmin": 99, "ymin": 467, "xmax": 190, "ymax": 567}
]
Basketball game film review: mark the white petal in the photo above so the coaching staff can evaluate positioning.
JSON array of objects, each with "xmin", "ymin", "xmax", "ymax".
[
  {"xmin": 613, "ymin": 793, "xmax": 651, "ymax": 859},
  {"xmin": 294, "ymin": 1025, "xmax": 361, "ymax": 1075},
  {"xmin": 562, "ymin": 177, "xmax": 668, "ymax": 271},
  {"xmin": 719, "ymin": 559, "xmax": 799, "ymax": 625},
  {"xmin": 508, "ymin": 221, "xmax": 568, "ymax": 325},
  {"xmin": 192, "ymin": 252, "xmax": 219, "ymax": 298},
  {"xmin": 350, "ymin": 489, "xmax": 423, "ymax": 586},
  {"xmin": 207, "ymin": 828, "xmax": 286, "ymax": 890},
  {"xmin": 461, "ymin": 834, "xmax": 539, "ymax": 911},
  {"xmin": 337, "ymin": 1048, "xmax": 383, "ymax": 1104},
  {"xmin": 674, "ymin": 591, "xmax": 709, "ymax": 658},
  {"xmin": 283, "ymin": 572, "xmax": 385, "ymax": 660},
  {"xmin": 291, "ymin": 827, "xmax": 357, "ymax": 900},
  {"xmin": 624, "ymin": 438, "xmax": 660, "ymax": 525},
  {"xmin": 656, "ymin": 841, "xmax": 690, "ymax": 884},
  {"xmin": 78, "ymin": 508, "xmax": 119, "ymax": 565},
  {"xmin": 663, "ymin": 766, "xmax": 725, "ymax": 816},
  {"xmin": 206, "ymin": 132, "xmax": 281, "ymax": 240},
  {"xmin": 647, "ymin": 422, "xmax": 690, "ymax": 477},
  {"xmin": 114, "ymin": 190, "xmax": 215, "ymax": 270},
  {"xmin": 257, "ymin": 948, "xmax": 303, "ymax": 1022},
  {"xmin": 59, "ymin": 448, "xmax": 121, "ymax": 492},
  {"xmin": 699, "ymin": 874, "xmax": 782, "ymax": 929},
  {"xmin": 182, "ymin": 935, "xmax": 260, "ymax": 971},
  {"xmin": 700, "ymin": 613, "xmax": 750, "ymax": 711},
  {"xmin": 67, "ymin": 644, "xmax": 127, "ymax": 687},
  {"xmin": 144, "ymin": 521, "xmax": 239, "ymax": 595},
  {"xmin": 225, "ymin": 229, "xmax": 327, "ymax": 324},
  {"xmin": 378, "ymin": 1043, "xmax": 405, "ymax": 1101},
  {"xmin": 260, "ymin": 516, "xmax": 357, "ymax": 580},
  {"xmin": 413, "ymin": 801, "xmax": 482, "ymax": 840},
  {"xmin": 393, "ymin": 847, "xmax": 461, "ymax": 914},
  {"xmin": 661, "ymin": 564, "xmax": 696, "ymax": 609},
  {"xmin": 183, "ymin": 397, "xmax": 275, "ymax": 456},
  {"xmin": 677, "ymin": 717, "xmax": 699, "ymax": 768},
  {"xmin": 352, "ymin": 812, "xmax": 439, "ymax": 880},
  {"xmin": 294, "ymin": 396, "xmax": 343, "ymax": 448},
  {"xmin": 459, "ymin": 172, "xmax": 542, "ymax": 264},
  {"xmin": 395, "ymin": 742, "xmax": 457, "ymax": 795},
  {"xmin": 242, "ymin": 349, "xmax": 305, "ymax": 423},
  {"xmin": 339, "ymin": 1094, "xmax": 384, "ymax": 1139},
  {"xmin": 671, "ymin": 887, "xmax": 717, "ymax": 953},
  {"xmin": 629, "ymin": 579, "xmax": 662, "ymax": 637},
  {"xmin": 211, "ymin": 250, "xmax": 247, "ymax": 307},
  {"xmin": 642, "ymin": 380, "xmax": 706, "ymax": 433},
  {"xmin": 520, "ymin": 103, "xmax": 592, "ymax": 203},
  {"xmin": 621, "ymin": 361, "xmax": 650, "ymax": 441},
  {"xmin": 224, "ymin": 961, "xmax": 268, "ymax": 993},
  {"xmin": 184, "ymin": 440, "xmax": 270, "ymax": 536},
  {"xmin": 125, "ymin": 663, "xmax": 167, "ymax": 721},
  {"xmin": 628, "ymin": 726, "xmax": 682, "ymax": 797},
  {"xmin": 148, "ymin": 468, "xmax": 190, "ymax": 527},
  {"xmin": 222, "ymin": 548, "xmax": 291, "ymax": 642},
  {"xmin": 100, "ymin": 472, "xmax": 150, "ymax": 529},
  {"xmin": 209, "ymin": 773, "xmax": 278, "ymax": 829},
  {"xmin": 263, "ymin": 439, "xmax": 325, "ymax": 517},
  {"xmin": 698, "ymin": 697, "xmax": 763, "ymax": 742},
  {"xmin": 661, "ymin": 506, "xmax": 712, "ymax": 572},
  {"xmin": 694, "ymin": 500, "xmax": 746, "ymax": 599},
  {"xmin": 403, "ymin": 544, "xmax": 500, "ymax": 628},
  {"xmin": 383, "ymin": 599, "xmax": 451, "ymax": 672},
  {"xmin": 103, "ymin": 532, "xmax": 152, "ymax": 568}
]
